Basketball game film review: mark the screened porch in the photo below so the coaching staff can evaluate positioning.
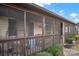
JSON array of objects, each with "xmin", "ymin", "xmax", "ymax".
[{"xmin": 0, "ymin": 4, "xmax": 63, "ymax": 56}]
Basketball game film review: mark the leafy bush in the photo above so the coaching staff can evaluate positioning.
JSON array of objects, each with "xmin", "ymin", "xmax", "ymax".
[
  {"xmin": 47, "ymin": 45, "xmax": 63, "ymax": 56},
  {"xmin": 74, "ymin": 35, "xmax": 79, "ymax": 40},
  {"xmin": 31, "ymin": 51, "xmax": 52, "ymax": 56},
  {"xmin": 66, "ymin": 36, "xmax": 76, "ymax": 44},
  {"xmin": 66, "ymin": 36, "xmax": 75, "ymax": 41},
  {"xmin": 31, "ymin": 45, "xmax": 63, "ymax": 56}
]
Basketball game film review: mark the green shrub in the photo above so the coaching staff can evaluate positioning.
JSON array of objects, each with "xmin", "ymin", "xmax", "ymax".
[
  {"xmin": 47, "ymin": 45, "xmax": 63, "ymax": 56},
  {"xmin": 74, "ymin": 35, "xmax": 79, "ymax": 40},
  {"xmin": 31, "ymin": 51, "xmax": 52, "ymax": 56},
  {"xmin": 31, "ymin": 45, "xmax": 63, "ymax": 56},
  {"xmin": 66, "ymin": 36, "xmax": 75, "ymax": 41}
]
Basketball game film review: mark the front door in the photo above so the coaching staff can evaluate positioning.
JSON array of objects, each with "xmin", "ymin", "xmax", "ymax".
[{"xmin": 34, "ymin": 22, "xmax": 42, "ymax": 36}]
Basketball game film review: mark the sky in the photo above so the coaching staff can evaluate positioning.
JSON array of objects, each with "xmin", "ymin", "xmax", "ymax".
[{"xmin": 35, "ymin": 3, "xmax": 79, "ymax": 23}]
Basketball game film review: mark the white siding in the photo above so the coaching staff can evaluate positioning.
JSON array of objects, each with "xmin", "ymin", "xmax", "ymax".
[{"xmin": 0, "ymin": 16, "xmax": 8, "ymax": 39}]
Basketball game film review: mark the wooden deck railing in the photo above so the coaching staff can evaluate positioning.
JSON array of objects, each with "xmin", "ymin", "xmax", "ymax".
[{"xmin": 0, "ymin": 35, "xmax": 62, "ymax": 56}]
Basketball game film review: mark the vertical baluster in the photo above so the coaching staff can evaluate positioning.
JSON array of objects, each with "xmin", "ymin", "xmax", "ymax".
[
  {"xmin": 24, "ymin": 39, "xmax": 26, "ymax": 56},
  {"xmin": 35, "ymin": 38, "xmax": 37, "ymax": 53},
  {"xmin": 15, "ymin": 40, "xmax": 21, "ymax": 56},
  {"xmin": 7, "ymin": 41, "xmax": 9, "ymax": 56},
  {"xmin": 27, "ymin": 38, "xmax": 30, "ymax": 56},
  {"xmin": 3, "ymin": 43, "xmax": 6, "ymax": 56},
  {"xmin": 29, "ymin": 38, "xmax": 32, "ymax": 55},
  {"xmin": 5, "ymin": 42, "xmax": 7, "ymax": 56},
  {"xmin": 31, "ymin": 38, "xmax": 34, "ymax": 54},
  {"xmin": 0, "ymin": 43, "xmax": 2, "ymax": 56},
  {"xmin": 52, "ymin": 35, "xmax": 54, "ymax": 46},
  {"xmin": 37, "ymin": 37, "xmax": 38, "ymax": 52},
  {"xmin": 17, "ymin": 40, "xmax": 20, "ymax": 56},
  {"xmin": 50, "ymin": 36, "xmax": 52, "ymax": 46},
  {"xmin": 0, "ymin": 43, "xmax": 1, "ymax": 56},
  {"xmin": 6, "ymin": 42, "xmax": 9, "ymax": 56},
  {"xmin": 26, "ymin": 39, "xmax": 28, "ymax": 56},
  {"xmin": 42, "ymin": 37, "xmax": 44, "ymax": 50},
  {"xmin": 13, "ymin": 41, "xmax": 16, "ymax": 56},
  {"xmin": 15, "ymin": 41, "xmax": 18, "ymax": 56},
  {"xmin": 19, "ymin": 40, "xmax": 21, "ymax": 56},
  {"xmin": 53, "ymin": 35, "xmax": 55, "ymax": 45},
  {"xmin": 38, "ymin": 37, "xmax": 39, "ymax": 52},
  {"xmin": 5, "ymin": 42, "xmax": 8, "ymax": 56},
  {"xmin": 39, "ymin": 37, "xmax": 41, "ymax": 51},
  {"xmin": 22, "ymin": 39, "xmax": 26, "ymax": 56},
  {"xmin": 40, "ymin": 37, "xmax": 41, "ymax": 51},
  {"xmin": 27, "ymin": 38, "xmax": 29, "ymax": 56},
  {"xmin": 59, "ymin": 35, "xmax": 60, "ymax": 44},
  {"xmin": 2, "ymin": 42, "xmax": 4, "ymax": 56},
  {"xmin": 38, "ymin": 37, "xmax": 40, "ymax": 52},
  {"xmin": 34, "ymin": 38, "xmax": 36, "ymax": 53},
  {"xmin": 41, "ymin": 37, "xmax": 43, "ymax": 50},
  {"xmin": 18, "ymin": 40, "xmax": 21, "ymax": 56},
  {"xmin": 21, "ymin": 40, "xmax": 24, "ymax": 55},
  {"xmin": 11, "ymin": 41, "xmax": 13, "ymax": 56}
]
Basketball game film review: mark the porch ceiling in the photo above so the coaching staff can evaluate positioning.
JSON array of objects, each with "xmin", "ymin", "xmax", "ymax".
[
  {"xmin": 0, "ymin": 3, "xmax": 77, "ymax": 25},
  {"xmin": 14, "ymin": 3, "xmax": 76, "ymax": 25},
  {"xmin": 27, "ymin": 12, "xmax": 43, "ymax": 22}
]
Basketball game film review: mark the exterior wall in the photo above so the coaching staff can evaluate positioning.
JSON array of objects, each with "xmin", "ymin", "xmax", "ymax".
[
  {"xmin": 0, "ymin": 16, "xmax": 8, "ymax": 39},
  {"xmin": 75, "ymin": 25, "xmax": 79, "ymax": 35},
  {"xmin": 0, "ymin": 16, "xmax": 25, "ymax": 38}
]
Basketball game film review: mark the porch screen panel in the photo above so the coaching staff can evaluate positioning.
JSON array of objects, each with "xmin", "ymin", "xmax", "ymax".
[
  {"xmin": 0, "ymin": 5, "xmax": 24, "ymax": 37},
  {"xmin": 45, "ymin": 17, "xmax": 52, "ymax": 35},
  {"xmin": 53, "ymin": 20, "xmax": 61, "ymax": 43},
  {"xmin": 57, "ymin": 21, "xmax": 62, "ymax": 35},
  {"xmin": 8, "ymin": 19, "xmax": 17, "ymax": 36},
  {"xmin": 7, "ymin": 7, "xmax": 24, "ymax": 37},
  {"xmin": 55, "ymin": 21, "xmax": 59, "ymax": 35},
  {"xmin": 0, "ymin": 5, "xmax": 8, "ymax": 16}
]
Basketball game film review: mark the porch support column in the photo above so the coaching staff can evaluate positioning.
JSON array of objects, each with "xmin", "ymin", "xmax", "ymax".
[
  {"xmin": 42, "ymin": 16, "xmax": 46, "ymax": 35},
  {"xmin": 62, "ymin": 22, "xmax": 65, "ymax": 45},
  {"xmin": 24, "ymin": 11, "xmax": 27, "ymax": 37},
  {"xmin": 42, "ymin": 16, "xmax": 46, "ymax": 50},
  {"xmin": 23, "ymin": 11, "xmax": 27, "ymax": 56}
]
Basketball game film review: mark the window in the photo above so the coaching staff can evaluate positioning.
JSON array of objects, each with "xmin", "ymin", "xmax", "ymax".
[
  {"xmin": 60, "ymin": 23, "xmax": 63, "ymax": 35},
  {"xmin": 8, "ymin": 19, "xmax": 17, "ymax": 36},
  {"xmin": 0, "ymin": 5, "xmax": 24, "ymax": 37},
  {"xmin": 65, "ymin": 26, "xmax": 68, "ymax": 32},
  {"xmin": 69, "ymin": 26, "xmax": 70, "ymax": 32}
]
